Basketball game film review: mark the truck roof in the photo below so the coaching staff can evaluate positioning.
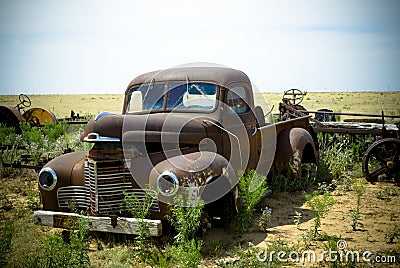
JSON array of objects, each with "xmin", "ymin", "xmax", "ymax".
[{"xmin": 125, "ymin": 67, "xmax": 252, "ymax": 92}]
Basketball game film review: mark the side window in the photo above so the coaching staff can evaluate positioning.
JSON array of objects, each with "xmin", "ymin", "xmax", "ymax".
[{"xmin": 226, "ymin": 87, "xmax": 248, "ymax": 114}]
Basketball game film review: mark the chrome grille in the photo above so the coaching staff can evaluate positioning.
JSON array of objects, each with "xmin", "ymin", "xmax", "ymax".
[
  {"xmin": 84, "ymin": 158, "xmax": 159, "ymax": 215},
  {"xmin": 58, "ymin": 186, "xmax": 89, "ymax": 209}
]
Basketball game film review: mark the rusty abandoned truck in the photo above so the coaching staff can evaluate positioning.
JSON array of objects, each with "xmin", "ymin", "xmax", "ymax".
[{"xmin": 34, "ymin": 67, "xmax": 318, "ymax": 235}]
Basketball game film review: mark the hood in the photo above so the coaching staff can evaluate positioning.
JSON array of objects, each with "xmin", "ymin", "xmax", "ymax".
[
  {"xmin": 81, "ymin": 112, "xmax": 210, "ymax": 144},
  {"xmin": 80, "ymin": 114, "xmax": 124, "ymax": 141}
]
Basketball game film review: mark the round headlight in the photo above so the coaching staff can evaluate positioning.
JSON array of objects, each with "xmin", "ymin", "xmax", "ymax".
[
  {"xmin": 38, "ymin": 167, "xmax": 58, "ymax": 191},
  {"xmin": 157, "ymin": 171, "xmax": 179, "ymax": 196}
]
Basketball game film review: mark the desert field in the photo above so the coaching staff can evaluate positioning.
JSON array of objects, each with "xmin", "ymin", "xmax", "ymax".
[{"xmin": 1, "ymin": 91, "xmax": 399, "ymax": 120}]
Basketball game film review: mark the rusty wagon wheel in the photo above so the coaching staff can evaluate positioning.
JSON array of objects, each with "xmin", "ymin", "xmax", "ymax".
[{"xmin": 362, "ymin": 138, "xmax": 400, "ymax": 183}]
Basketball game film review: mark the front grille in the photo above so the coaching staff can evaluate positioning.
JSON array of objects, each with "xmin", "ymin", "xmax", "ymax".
[
  {"xmin": 84, "ymin": 158, "xmax": 159, "ymax": 215},
  {"xmin": 58, "ymin": 186, "xmax": 89, "ymax": 209},
  {"xmin": 57, "ymin": 158, "xmax": 160, "ymax": 215}
]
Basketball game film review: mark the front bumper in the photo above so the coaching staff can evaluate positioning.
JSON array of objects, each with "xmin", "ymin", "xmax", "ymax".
[{"xmin": 33, "ymin": 210, "xmax": 162, "ymax": 236}]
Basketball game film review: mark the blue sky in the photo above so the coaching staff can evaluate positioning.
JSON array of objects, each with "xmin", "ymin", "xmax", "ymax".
[{"xmin": 0, "ymin": 0, "xmax": 399, "ymax": 94}]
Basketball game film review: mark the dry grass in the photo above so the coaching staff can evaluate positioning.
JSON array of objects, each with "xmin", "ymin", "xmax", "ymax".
[
  {"xmin": 0, "ymin": 94, "xmax": 125, "ymax": 118},
  {"xmin": 1, "ymin": 92, "xmax": 399, "ymax": 120}
]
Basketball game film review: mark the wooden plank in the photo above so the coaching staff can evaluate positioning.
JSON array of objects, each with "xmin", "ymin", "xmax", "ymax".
[
  {"xmin": 298, "ymin": 110, "xmax": 400, "ymax": 119},
  {"xmin": 312, "ymin": 127, "xmax": 382, "ymax": 135},
  {"xmin": 33, "ymin": 210, "xmax": 162, "ymax": 236}
]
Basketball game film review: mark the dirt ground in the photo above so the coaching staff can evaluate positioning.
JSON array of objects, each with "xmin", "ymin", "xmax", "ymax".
[
  {"xmin": 2, "ymin": 171, "xmax": 400, "ymax": 267},
  {"xmin": 202, "ymin": 180, "xmax": 400, "ymax": 265}
]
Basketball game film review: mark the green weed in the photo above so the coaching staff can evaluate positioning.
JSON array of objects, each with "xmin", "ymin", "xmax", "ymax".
[
  {"xmin": 0, "ymin": 193, "xmax": 13, "ymax": 213},
  {"xmin": 0, "ymin": 220, "xmax": 15, "ymax": 267},
  {"xmin": 167, "ymin": 195, "xmax": 204, "ymax": 244},
  {"xmin": 332, "ymin": 173, "xmax": 353, "ymax": 194},
  {"xmin": 202, "ymin": 238, "xmax": 231, "ymax": 257},
  {"xmin": 349, "ymin": 211, "xmax": 360, "ymax": 232},
  {"xmin": 258, "ymin": 206, "xmax": 272, "ymax": 232},
  {"xmin": 123, "ymin": 188, "xmax": 160, "ymax": 265},
  {"xmin": 22, "ymin": 216, "xmax": 91, "ymax": 268},
  {"xmin": 317, "ymin": 181, "xmax": 335, "ymax": 194},
  {"xmin": 269, "ymin": 163, "xmax": 317, "ymax": 193},
  {"xmin": 349, "ymin": 179, "xmax": 366, "ymax": 231},
  {"xmin": 171, "ymin": 239, "xmax": 203, "ymax": 268},
  {"xmin": 385, "ymin": 223, "xmax": 400, "ymax": 244},
  {"xmin": 0, "ymin": 122, "xmax": 89, "ymax": 178},
  {"xmin": 305, "ymin": 190, "xmax": 336, "ymax": 239},
  {"xmin": 233, "ymin": 170, "xmax": 268, "ymax": 234},
  {"xmin": 167, "ymin": 195, "xmax": 204, "ymax": 268},
  {"xmin": 375, "ymin": 187, "xmax": 399, "ymax": 201},
  {"xmin": 124, "ymin": 188, "xmax": 157, "ymax": 242},
  {"xmin": 317, "ymin": 141, "xmax": 348, "ymax": 181}
]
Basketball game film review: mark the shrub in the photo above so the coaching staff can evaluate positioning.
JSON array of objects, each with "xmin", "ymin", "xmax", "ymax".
[
  {"xmin": 124, "ymin": 188, "xmax": 157, "ymax": 242},
  {"xmin": 123, "ymin": 188, "xmax": 158, "ymax": 264},
  {"xmin": 233, "ymin": 170, "xmax": 268, "ymax": 234},
  {"xmin": 0, "ymin": 220, "xmax": 15, "ymax": 267},
  {"xmin": 23, "ymin": 216, "xmax": 91, "ymax": 268},
  {"xmin": 0, "ymin": 122, "xmax": 90, "ymax": 178},
  {"xmin": 172, "ymin": 239, "xmax": 203, "ymax": 268},
  {"xmin": 305, "ymin": 190, "xmax": 336, "ymax": 238},
  {"xmin": 317, "ymin": 141, "xmax": 348, "ymax": 181},
  {"xmin": 167, "ymin": 195, "xmax": 204, "ymax": 268},
  {"xmin": 385, "ymin": 223, "xmax": 400, "ymax": 244},
  {"xmin": 269, "ymin": 163, "xmax": 317, "ymax": 193},
  {"xmin": 258, "ymin": 206, "xmax": 272, "ymax": 232},
  {"xmin": 349, "ymin": 179, "xmax": 366, "ymax": 231}
]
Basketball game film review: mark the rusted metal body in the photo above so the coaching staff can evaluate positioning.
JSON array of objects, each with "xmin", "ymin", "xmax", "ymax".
[
  {"xmin": 23, "ymin": 108, "xmax": 58, "ymax": 126},
  {"xmin": 0, "ymin": 105, "xmax": 26, "ymax": 129},
  {"xmin": 35, "ymin": 67, "xmax": 318, "ymax": 235}
]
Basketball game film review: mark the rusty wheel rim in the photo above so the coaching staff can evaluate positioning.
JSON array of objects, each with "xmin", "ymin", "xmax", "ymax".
[{"xmin": 362, "ymin": 138, "xmax": 400, "ymax": 182}]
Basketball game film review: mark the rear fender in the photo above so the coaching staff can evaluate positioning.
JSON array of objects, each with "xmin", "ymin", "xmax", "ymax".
[{"xmin": 275, "ymin": 128, "xmax": 318, "ymax": 178}]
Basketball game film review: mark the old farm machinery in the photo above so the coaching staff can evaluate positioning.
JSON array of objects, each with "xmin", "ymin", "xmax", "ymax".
[
  {"xmin": 279, "ymin": 89, "xmax": 400, "ymax": 183},
  {"xmin": 0, "ymin": 94, "xmax": 88, "ymax": 173},
  {"xmin": 0, "ymin": 94, "xmax": 58, "ymax": 128},
  {"xmin": 0, "ymin": 94, "xmax": 88, "ymax": 128}
]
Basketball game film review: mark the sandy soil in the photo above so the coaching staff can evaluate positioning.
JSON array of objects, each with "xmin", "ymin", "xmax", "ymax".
[{"xmin": 202, "ymin": 180, "xmax": 400, "ymax": 265}]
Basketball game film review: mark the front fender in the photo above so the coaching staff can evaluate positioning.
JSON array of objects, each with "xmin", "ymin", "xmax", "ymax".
[
  {"xmin": 148, "ymin": 151, "xmax": 237, "ymax": 205},
  {"xmin": 39, "ymin": 151, "xmax": 88, "ymax": 211}
]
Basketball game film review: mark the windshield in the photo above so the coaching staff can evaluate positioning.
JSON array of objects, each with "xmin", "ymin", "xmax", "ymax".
[{"xmin": 126, "ymin": 82, "xmax": 217, "ymax": 113}]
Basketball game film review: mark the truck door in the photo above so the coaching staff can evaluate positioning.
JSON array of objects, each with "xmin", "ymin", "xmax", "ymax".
[{"xmin": 222, "ymin": 85, "xmax": 258, "ymax": 171}]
